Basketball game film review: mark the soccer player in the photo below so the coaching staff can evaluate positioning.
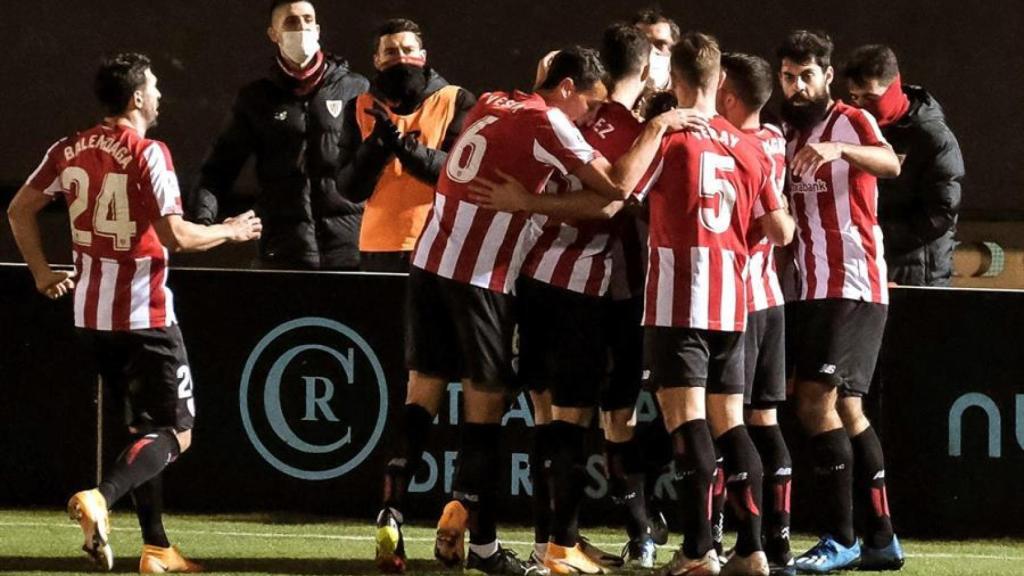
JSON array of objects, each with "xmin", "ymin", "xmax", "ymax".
[
  {"xmin": 375, "ymin": 45, "xmax": 699, "ymax": 575},
  {"xmin": 717, "ymin": 52, "xmax": 797, "ymax": 576},
  {"xmin": 6, "ymin": 53, "xmax": 262, "ymax": 572},
  {"xmin": 638, "ymin": 33, "xmax": 792, "ymax": 576},
  {"xmin": 775, "ymin": 31, "xmax": 905, "ymax": 573}
]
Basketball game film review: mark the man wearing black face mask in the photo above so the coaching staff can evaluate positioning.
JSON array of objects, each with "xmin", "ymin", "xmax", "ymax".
[{"xmin": 353, "ymin": 18, "xmax": 476, "ymax": 272}]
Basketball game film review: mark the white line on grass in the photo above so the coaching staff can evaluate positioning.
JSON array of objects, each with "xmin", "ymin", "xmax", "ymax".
[{"xmin": 1, "ymin": 521, "xmax": 1020, "ymax": 562}]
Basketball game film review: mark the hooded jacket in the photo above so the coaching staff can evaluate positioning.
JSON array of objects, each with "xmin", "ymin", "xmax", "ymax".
[
  {"xmin": 191, "ymin": 55, "xmax": 383, "ymax": 269},
  {"xmin": 878, "ymin": 85, "xmax": 965, "ymax": 286}
]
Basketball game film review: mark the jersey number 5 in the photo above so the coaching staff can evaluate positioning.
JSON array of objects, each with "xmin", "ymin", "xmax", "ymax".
[
  {"xmin": 446, "ymin": 115, "xmax": 499, "ymax": 183},
  {"xmin": 62, "ymin": 166, "xmax": 138, "ymax": 251},
  {"xmin": 698, "ymin": 152, "xmax": 737, "ymax": 234}
]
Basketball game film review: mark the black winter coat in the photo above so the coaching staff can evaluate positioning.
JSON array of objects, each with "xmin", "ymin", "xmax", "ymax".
[
  {"xmin": 879, "ymin": 85, "xmax": 965, "ymax": 286},
  {"xmin": 192, "ymin": 55, "xmax": 382, "ymax": 269}
]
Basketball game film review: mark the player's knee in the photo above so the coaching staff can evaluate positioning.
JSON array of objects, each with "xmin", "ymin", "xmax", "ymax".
[
  {"xmin": 175, "ymin": 429, "xmax": 192, "ymax": 454},
  {"xmin": 746, "ymin": 407, "xmax": 778, "ymax": 427},
  {"xmin": 600, "ymin": 409, "xmax": 635, "ymax": 442},
  {"xmin": 837, "ymin": 398, "xmax": 870, "ymax": 435}
]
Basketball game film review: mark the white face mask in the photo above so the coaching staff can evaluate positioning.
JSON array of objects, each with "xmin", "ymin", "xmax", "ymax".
[
  {"xmin": 648, "ymin": 51, "xmax": 671, "ymax": 90},
  {"xmin": 279, "ymin": 30, "xmax": 320, "ymax": 66}
]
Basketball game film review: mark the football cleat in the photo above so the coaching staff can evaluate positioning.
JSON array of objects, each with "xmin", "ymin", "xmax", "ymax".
[
  {"xmin": 578, "ymin": 536, "xmax": 622, "ymax": 568},
  {"xmin": 650, "ymin": 511, "xmax": 670, "ymax": 546},
  {"xmin": 623, "ymin": 535, "xmax": 657, "ymax": 569},
  {"xmin": 659, "ymin": 547, "xmax": 721, "ymax": 576},
  {"xmin": 434, "ymin": 500, "xmax": 469, "ymax": 567},
  {"xmin": 67, "ymin": 489, "xmax": 113, "ymax": 571},
  {"xmin": 766, "ymin": 537, "xmax": 794, "ymax": 576},
  {"xmin": 544, "ymin": 542, "xmax": 607, "ymax": 575},
  {"xmin": 858, "ymin": 535, "xmax": 905, "ymax": 571},
  {"xmin": 794, "ymin": 536, "xmax": 860, "ymax": 573},
  {"xmin": 139, "ymin": 545, "xmax": 203, "ymax": 573},
  {"xmin": 467, "ymin": 544, "xmax": 548, "ymax": 575},
  {"xmin": 375, "ymin": 507, "xmax": 406, "ymax": 573},
  {"xmin": 720, "ymin": 550, "xmax": 769, "ymax": 576}
]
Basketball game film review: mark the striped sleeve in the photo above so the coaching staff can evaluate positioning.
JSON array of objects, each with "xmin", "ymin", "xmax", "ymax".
[
  {"xmin": 533, "ymin": 109, "xmax": 601, "ymax": 175},
  {"xmin": 753, "ymin": 152, "xmax": 784, "ymax": 218},
  {"xmin": 844, "ymin": 107, "xmax": 887, "ymax": 146},
  {"xmin": 141, "ymin": 141, "xmax": 184, "ymax": 217},
  {"xmin": 25, "ymin": 138, "xmax": 67, "ymax": 196}
]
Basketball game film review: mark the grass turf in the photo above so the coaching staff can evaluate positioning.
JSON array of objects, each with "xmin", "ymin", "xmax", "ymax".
[{"xmin": 0, "ymin": 509, "xmax": 1022, "ymax": 575}]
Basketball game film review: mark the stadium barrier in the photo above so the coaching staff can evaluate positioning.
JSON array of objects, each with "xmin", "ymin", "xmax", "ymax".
[{"xmin": 1, "ymin": 263, "xmax": 1022, "ymax": 537}]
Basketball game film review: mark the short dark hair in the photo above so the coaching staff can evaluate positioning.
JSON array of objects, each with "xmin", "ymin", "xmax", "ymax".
[
  {"xmin": 842, "ymin": 44, "xmax": 900, "ymax": 85},
  {"xmin": 670, "ymin": 32, "xmax": 721, "ymax": 91},
  {"xmin": 630, "ymin": 8, "xmax": 680, "ymax": 43},
  {"xmin": 601, "ymin": 23, "xmax": 651, "ymax": 82},
  {"xmin": 94, "ymin": 53, "xmax": 151, "ymax": 116},
  {"xmin": 538, "ymin": 46, "xmax": 605, "ymax": 92},
  {"xmin": 777, "ymin": 30, "xmax": 834, "ymax": 69},
  {"xmin": 374, "ymin": 18, "xmax": 424, "ymax": 53},
  {"xmin": 268, "ymin": 0, "xmax": 312, "ymax": 19},
  {"xmin": 721, "ymin": 52, "xmax": 773, "ymax": 110}
]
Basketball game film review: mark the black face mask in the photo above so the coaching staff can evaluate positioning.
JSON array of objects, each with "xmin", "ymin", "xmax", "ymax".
[
  {"xmin": 376, "ymin": 64, "xmax": 429, "ymax": 111},
  {"xmin": 780, "ymin": 91, "xmax": 830, "ymax": 133}
]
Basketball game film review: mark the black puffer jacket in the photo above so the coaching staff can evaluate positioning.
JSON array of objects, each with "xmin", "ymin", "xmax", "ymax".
[
  {"xmin": 192, "ymin": 55, "xmax": 383, "ymax": 269},
  {"xmin": 878, "ymin": 85, "xmax": 965, "ymax": 286}
]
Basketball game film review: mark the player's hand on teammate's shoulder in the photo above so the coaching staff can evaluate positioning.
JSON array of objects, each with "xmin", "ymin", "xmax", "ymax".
[
  {"xmin": 223, "ymin": 210, "xmax": 263, "ymax": 242},
  {"xmin": 467, "ymin": 169, "xmax": 531, "ymax": 213},
  {"xmin": 36, "ymin": 269, "xmax": 75, "ymax": 300},
  {"xmin": 650, "ymin": 107, "xmax": 710, "ymax": 134},
  {"xmin": 791, "ymin": 141, "xmax": 844, "ymax": 180}
]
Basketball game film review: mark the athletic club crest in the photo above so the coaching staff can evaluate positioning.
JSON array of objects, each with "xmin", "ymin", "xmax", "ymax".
[{"xmin": 326, "ymin": 100, "xmax": 344, "ymax": 118}]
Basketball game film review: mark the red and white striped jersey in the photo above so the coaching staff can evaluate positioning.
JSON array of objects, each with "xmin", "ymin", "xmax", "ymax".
[
  {"xmin": 744, "ymin": 124, "xmax": 787, "ymax": 312},
  {"xmin": 521, "ymin": 101, "xmax": 643, "ymax": 297},
  {"xmin": 786, "ymin": 102, "xmax": 890, "ymax": 304},
  {"xmin": 412, "ymin": 91, "xmax": 600, "ymax": 293},
  {"xmin": 26, "ymin": 123, "xmax": 182, "ymax": 331},
  {"xmin": 638, "ymin": 116, "xmax": 782, "ymax": 331}
]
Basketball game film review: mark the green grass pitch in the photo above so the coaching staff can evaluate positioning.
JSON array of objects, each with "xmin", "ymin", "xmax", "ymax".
[{"xmin": 1, "ymin": 509, "xmax": 1021, "ymax": 575}]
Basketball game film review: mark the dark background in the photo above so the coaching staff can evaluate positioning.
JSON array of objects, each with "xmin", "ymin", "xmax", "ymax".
[{"xmin": 0, "ymin": 0, "xmax": 1020, "ymax": 217}]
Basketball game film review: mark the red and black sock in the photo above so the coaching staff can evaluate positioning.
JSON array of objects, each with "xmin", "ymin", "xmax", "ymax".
[
  {"xmin": 453, "ymin": 423, "xmax": 500, "ymax": 545},
  {"xmin": 750, "ymin": 424, "xmax": 792, "ymax": 559},
  {"xmin": 718, "ymin": 425, "xmax": 764, "ymax": 556},
  {"xmin": 851, "ymin": 426, "xmax": 894, "ymax": 549},
  {"xmin": 605, "ymin": 437, "xmax": 650, "ymax": 540},
  {"xmin": 98, "ymin": 430, "xmax": 181, "ymax": 506},
  {"xmin": 131, "ymin": 473, "xmax": 170, "ymax": 548},
  {"xmin": 670, "ymin": 419, "xmax": 716, "ymax": 559},
  {"xmin": 531, "ymin": 424, "xmax": 554, "ymax": 545},
  {"xmin": 549, "ymin": 421, "xmax": 588, "ymax": 547},
  {"xmin": 710, "ymin": 453, "xmax": 726, "ymax": 555},
  {"xmin": 811, "ymin": 428, "xmax": 855, "ymax": 547},
  {"xmin": 383, "ymin": 403, "xmax": 434, "ymax": 511}
]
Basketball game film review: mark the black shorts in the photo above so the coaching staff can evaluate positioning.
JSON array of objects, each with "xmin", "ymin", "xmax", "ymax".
[
  {"xmin": 602, "ymin": 296, "xmax": 644, "ymax": 412},
  {"xmin": 787, "ymin": 298, "xmax": 888, "ymax": 396},
  {"xmin": 516, "ymin": 277, "xmax": 607, "ymax": 408},
  {"xmin": 405, "ymin": 267, "xmax": 517, "ymax": 390},
  {"xmin": 643, "ymin": 327, "xmax": 745, "ymax": 395},
  {"xmin": 744, "ymin": 306, "xmax": 787, "ymax": 408},
  {"xmin": 77, "ymin": 324, "xmax": 195, "ymax": 432}
]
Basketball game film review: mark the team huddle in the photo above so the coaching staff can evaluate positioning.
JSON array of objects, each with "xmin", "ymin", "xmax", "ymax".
[{"xmin": 7, "ymin": 3, "xmax": 907, "ymax": 576}]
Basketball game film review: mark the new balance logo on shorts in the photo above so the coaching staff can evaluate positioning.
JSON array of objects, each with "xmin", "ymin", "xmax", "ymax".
[{"xmin": 819, "ymin": 363, "xmax": 837, "ymax": 375}]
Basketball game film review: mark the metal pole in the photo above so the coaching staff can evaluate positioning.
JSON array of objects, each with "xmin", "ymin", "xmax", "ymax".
[{"xmin": 96, "ymin": 375, "xmax": 103, "ymax": 486}]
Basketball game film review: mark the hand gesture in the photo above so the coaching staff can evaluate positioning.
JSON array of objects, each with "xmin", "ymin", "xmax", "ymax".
[
  {"xmin": 790, "ymin": 142, "xmax": 843, "ymax": 181},
  {"xmin": 36, "ymin": 269, "xmax": 75, "ymax": 300},
  {"xmin": 224, "ymin": 210, "xmax": 263, "ymax": 242},
  {"xmin": 366, "ymin": 104, "xmax": 402, "ymax": 150},
  {"xmin": 468, "ymin": 169, "xmax": 531, "ymax": 213}
]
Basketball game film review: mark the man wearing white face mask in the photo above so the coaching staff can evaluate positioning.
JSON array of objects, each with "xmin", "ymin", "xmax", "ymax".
[
  {"xmin": 192, "ymin": 0, "xmax": 380, "ymax": 270},
  {"xmin": 631, "ymin": 8, "xmax": 680, "ymax": 92}
]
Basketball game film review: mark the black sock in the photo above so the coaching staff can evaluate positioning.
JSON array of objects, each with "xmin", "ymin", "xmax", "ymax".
[
  {"xmin": 606, "ymin": 438, "xmax": 650, "ymax": 540},
  {"xmin": 453, "ymin": 423, "xmax": 501, "ymax": 545},
  {"xmin": 710, "ymin": 453, "xmax": 725, "ymax": 555},
  {"xmin": 531, "ymin": 424, "xmax": 554, "ymax": 544},
  {"xmin": 670, "ymin": 420, "xmax": 716, "ymax": 558},
  {"xmin": 749, "ymin": 425, "xmax": 792, "ymax": 558},
  {"xmin": 383, "ymin": 403, "xmax": 434, "ymax": 512},
  {"xmin": 810, "ymin": 428, "xmax": 855, "ymax": 547},
  {"xmin": 549, "ymin": 421, "xmax": 587, "ymax": 547},
  {"xmin": 851, "ymin": 426, "xmax": 894, "ymax": 548},
  {"xmin": 132, "ymin": 473, "xmax": 170, "ymax": 547},
  {"xmin": 718, "ymin": 426, "xmax": 764, "ymax": 556},
  {"xmin": 98, "ymin": 430, "xmax": 181, "ymax": 506}
]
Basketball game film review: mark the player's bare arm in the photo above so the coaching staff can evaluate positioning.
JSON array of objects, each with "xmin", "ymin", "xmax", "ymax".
[
  {"xmin": 791, "ymin": 141, "xmax": 900, "ymax": 181},
  {"xmin": 6, "ymin": 184, "xmax": 75, "ymax": 299},
  {"xmin": 575, "ymin": 107, "xmax": 710, "ymax": 200},
  {"xmin": 468, "ymin": 169, "xmax": 624, "ymax": 220},
  {"xmin": 757, "ymin": 207, "xmax": 796, "ymax": 247},
  {"xmin": 153, "ymin": 210, "xmax": 262, "ymax": 253}
]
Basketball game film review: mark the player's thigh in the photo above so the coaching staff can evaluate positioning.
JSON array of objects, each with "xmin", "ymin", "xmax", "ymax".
[
  {"xmin": 834, "ymin": 301, "xmax": 888, "ymax": 398},
  {"xmin": 645, "ymin": 327, "xmax": 713, "ymax": 430},
  {"xmin": 746, "ymin": 306, "xmax": 787, "ymax": 409},
  {"xmin": 133, "ymin": 324, "xmax": 195, "ymax": 433},
  {"xmin": 447, "ymin": 278, "xmax": 517, "ymax": 393},
  {"xmin": 788, "ymin": 299, "xmax": 845, "ymax": 388},
  {"xmin": 405, "ymin": 267, "xmax": 461, "ymax": 382},
  {"xmin": 601, "ymin": 296, "xmax": 644, "ymax": 414}
]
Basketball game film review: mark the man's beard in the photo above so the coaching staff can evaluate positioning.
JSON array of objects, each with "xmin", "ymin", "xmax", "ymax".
[
  {"xmin": 376, "ymin": 65, "xmax": 429, "ymax": 113},
  {"xmin": 780, "ymin": 93, "xmax": 829, "ymax": 132}
]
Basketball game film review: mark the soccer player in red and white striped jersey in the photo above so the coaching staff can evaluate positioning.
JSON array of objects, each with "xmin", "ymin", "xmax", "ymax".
[
  {"xmin": 7, "ymin": 53, "xmax": 260, "ymax": 572},
  {"xmin": 638, "ymin": 33, "xmax": 794, "ymax": 576},
  {"xmin": 776, "ymin": 31, "xmax": 905, "ymax": 573},
  {"xmin": 717, "ymin": 52, "xmax": 798, "ymax": 575}
]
